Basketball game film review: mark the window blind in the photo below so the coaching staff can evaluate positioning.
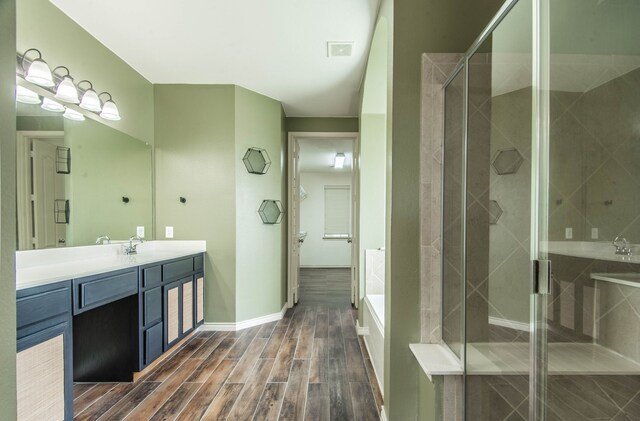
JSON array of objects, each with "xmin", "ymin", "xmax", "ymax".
[{"xmin": 324, "ymin": 185, "xmax": 351, "ymax": 236}]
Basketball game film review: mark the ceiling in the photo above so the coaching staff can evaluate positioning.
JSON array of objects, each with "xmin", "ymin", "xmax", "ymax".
[
  {"xmin": 50, "ymin": 0, "xmax": 380, "ymax": 117},
  {"xmin": 299, "ymin": 137, "xmax": 353, "ymax": 173}
]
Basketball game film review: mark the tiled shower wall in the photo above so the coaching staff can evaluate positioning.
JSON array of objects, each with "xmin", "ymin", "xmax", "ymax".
[{"xmin": 365, "ymin": 249, "xmax": 385, "ymax": 295}]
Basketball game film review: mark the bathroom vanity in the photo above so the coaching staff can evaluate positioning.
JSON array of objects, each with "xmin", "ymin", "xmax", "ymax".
[{"xmin": 15, "ymin": 241, "xmax": 205, "ymax": 421}]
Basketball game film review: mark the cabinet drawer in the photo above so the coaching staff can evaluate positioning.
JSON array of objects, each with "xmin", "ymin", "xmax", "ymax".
[
  {"xmin": 144, "ymin": 322, "xmax": 164, "ymax": 366},
  {"xmin": 194, "ymin": 254, "xmax": 203, "ymax": 272},
  {"xmin": 143, "ymin": 287, "xmax": 162, "ymax": 327},
  {"xmin": 74, "ymin": 270, "xmax": 138, "ymax": 314},
  {"xmin": 162, "ymin": 258, "xmax": 193, "ymax": 282},
  {"xmin": 17, "ymin": 283, "xmax": 71, "ymax": 333},
  {"xmin": 141, "ymin": 265, "xmax": 161, "ymax": 289}
]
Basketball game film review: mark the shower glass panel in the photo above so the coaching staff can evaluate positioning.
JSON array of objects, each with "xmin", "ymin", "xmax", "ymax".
[
  {"xmin": 463, "ymin": 0, "xmax": 534, "ymax": 419},
  {"xmin": 541, "ymin": 0, "xmax": 640, "ymax": 419},
  {"xmin": 442, "ymin": 68, "xmax": 466, "ymax": 359}
]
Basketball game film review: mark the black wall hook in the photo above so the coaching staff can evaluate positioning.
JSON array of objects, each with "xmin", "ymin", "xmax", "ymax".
[
  {"xmin": 179, "ymin": 197, "xmax": 186, "ymax": 204},
  {"xmin": 122, "ymin": 196, "xmax": 130, "ymax": 204}
]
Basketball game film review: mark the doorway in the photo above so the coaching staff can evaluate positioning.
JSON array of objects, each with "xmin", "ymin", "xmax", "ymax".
[
  {"xmin": 17, "ymin": 131, "xmax": 67, "ymax": 250},
  {"xmin": 287, "ymin": 132, "xmax": 360, "ymax": 308}
]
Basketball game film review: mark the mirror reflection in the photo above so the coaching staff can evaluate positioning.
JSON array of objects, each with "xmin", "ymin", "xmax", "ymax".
[{"xmin": 16, "ymin": 101, "xmax": 152, "ymax": 250}]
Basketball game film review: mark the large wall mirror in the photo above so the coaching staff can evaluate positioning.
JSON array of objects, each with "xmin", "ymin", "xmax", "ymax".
[{"xmin": 16, "ymin": 99, "xmax": 152, "ymax": 250}]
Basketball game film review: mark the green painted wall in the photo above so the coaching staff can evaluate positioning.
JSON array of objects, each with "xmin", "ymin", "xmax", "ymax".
[
  {"xmin": 17, "ymin": 0, "xmax": 154, "ymax": 144},
  {"xmin": 16, "ymin": 115, "xmax": 64, "ymax": 131},
  {"xmin": 359, "ymin": 17, "xmax": 389, "ymax": 322},
  {"xmin": 155, "ymin": 85, "xmax": 286, "ymax": 323},
  {"xmin": 155, "ymin": 85, "xmax": 237, "ymax": 322},
  {"xmin": 285, "ymin": 117, "xmax": 359, "ymax": 133},
  {"xmin": 64, "ymin": 119, "xmax": 153, "ymax": 246},
  {"xmin": 234, "ymin": 86, "xmax": 286, "ymax": 321},
  {"xmin": 0, "ymin": 0, "xmax": 17, "ymax": 418},
  {"xmin": 362, "ymin": 0, "xmax": 505, "ymax": 419}
]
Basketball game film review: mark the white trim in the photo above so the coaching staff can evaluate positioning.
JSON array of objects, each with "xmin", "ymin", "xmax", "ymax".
[
  {"xmin": 300, "ymin": 265, "xmax": 351, "ymax": 269},
  {"xmin": 380, "ymin": 406, "xmax": 388, "ymax": 421},
  {"xmin": 356, "ymin": 320, "xmax": 369, "ymax": 336},
  {"xmin": 198, "ymin": 305, "xmax": 287, "ymax": 332},
  {"xmin": 488, "ymin": 316, "xmax": 529, "ymax": 332},
  {"xmin": 362, "ymin": 335, "xmax": 384, "ymax": 399}
]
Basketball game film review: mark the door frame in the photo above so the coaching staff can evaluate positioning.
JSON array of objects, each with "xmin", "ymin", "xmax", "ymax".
[
  {"xmin": 287, "ymin": 131, "xmax": 360, "ymax": 308},
  {"xmin": 16, "ymin": 131, "xmax": 65, "ymax": 250}
]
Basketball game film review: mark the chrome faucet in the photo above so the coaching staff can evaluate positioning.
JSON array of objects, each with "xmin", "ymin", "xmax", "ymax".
[
  {"xmin": 613, "ymin": 236, "xmax": 632, "ymax": 256},
  {"xmin": 124, "ymin": 235, "xmax": 144, "ymax": 255},
  {"xmin": 96, "ymin": 235, "xmax": 111, "ymax": 245}
]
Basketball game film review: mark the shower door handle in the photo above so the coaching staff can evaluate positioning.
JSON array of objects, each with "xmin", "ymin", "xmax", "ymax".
[{"xmin": 532, "ymin": 259, "xmax": 552, "ymax": 295}]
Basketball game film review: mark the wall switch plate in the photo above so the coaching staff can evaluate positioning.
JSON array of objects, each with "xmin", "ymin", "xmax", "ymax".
[
  {"xmin": 591, "ymin": 228, "xmax": 599, "ymax": 240},
  {"xmin": 165, "ymin": 226, "xmax": 174, "ymax": 238},
  {"xmin": 137, "ymin": 226, "xmax": 145, "ymax": 238},
  {"xmin": 565, "ymin": 227, "xmax": 573, "ymax": 239}
]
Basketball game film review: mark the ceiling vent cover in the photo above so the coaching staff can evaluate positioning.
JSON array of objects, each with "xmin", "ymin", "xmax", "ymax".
[{"xmin": 327, "ymin": 42, "xmax": 353, "ymax": 57}]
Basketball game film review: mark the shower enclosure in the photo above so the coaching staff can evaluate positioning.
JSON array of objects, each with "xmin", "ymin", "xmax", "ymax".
[{"xmin": 440, "ymin": 0, "xmax": 640, "ymax": 419}]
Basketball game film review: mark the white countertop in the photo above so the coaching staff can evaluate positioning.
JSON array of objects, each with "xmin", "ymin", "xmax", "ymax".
[
  {"xmin": 16, "ymin": 241, "xmax": 206, "ymax": 290},
  {"xmin": 545, "ymin": 241, "xmax": 640, "ymax": 264},
  {"xmin": 591, "ymin": 273, "xmax": 640, "ymax": 289},
  {"xmin": 409, "ymin": 343, "xmax": 464, "ymax": 380}
]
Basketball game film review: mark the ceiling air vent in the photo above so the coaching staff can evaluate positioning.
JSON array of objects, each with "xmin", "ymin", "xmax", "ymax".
[{"xmin": 327, "ymin": 42, "xmax": 354, "ymax": 57}]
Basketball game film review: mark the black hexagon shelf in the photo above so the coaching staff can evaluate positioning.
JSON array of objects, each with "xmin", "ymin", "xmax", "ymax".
[
  {"xmin": 258, "ymin": 200, "xmax": 284, "ymax": 224},
  {"xmin": 492, "ymin": 148, "xmax": 524, "ymax": 175},
  {"xmin": 489, "ymin": 200, "xmax": 503, "ymax": 225},
  {"xmin": 242, "ymin": 147, "xmax": 271, "ymax": 174}
]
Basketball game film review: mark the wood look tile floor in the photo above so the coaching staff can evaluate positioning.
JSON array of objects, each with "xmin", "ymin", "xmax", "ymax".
[{"xmin": 73, "ymin": 268, "xmax": 383, "ymax": 420}]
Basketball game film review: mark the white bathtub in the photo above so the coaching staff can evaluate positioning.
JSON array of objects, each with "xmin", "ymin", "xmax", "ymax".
[{"xmin": 363, "ymin": 294, "xmax": 385, "ymax": 396}]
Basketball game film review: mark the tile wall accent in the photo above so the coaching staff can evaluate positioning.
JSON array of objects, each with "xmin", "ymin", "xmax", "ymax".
[
  {"xmin": 365, "ymin": 249, "xmax": 385, "ymax": 296},
  {"xmin": 420, "ymin": 53, "xmax": 464, "ymax": 344}
]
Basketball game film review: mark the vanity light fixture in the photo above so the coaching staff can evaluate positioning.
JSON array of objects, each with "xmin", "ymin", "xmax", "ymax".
[
  {"xmin": 63, "ymin": 107, "xmax": 85, "ymax": 121},
  {"xmin": 53, "ymin": 66, "xmax": 79, "ymax": 103},
  {"xmin": 16, "ymin": 85, "xmax": 41, "ymax": 104},
  {"xmin": 98, "ymin": 92, "xmax": 121, "ymax": 121},
  {"xmin": 334, "ymin": 153, "xmax": 346, "ymax": 169},
  {"xmin": 21, "ymin": 48, "xmax": 54, "ymax": 87},
  {"xmin": 41, "ymin": 97, "xmax": 65, "ymax": 112},
  {"xmin": 78, "ymin": 80, "xmax": 102, "ymax": 112}
]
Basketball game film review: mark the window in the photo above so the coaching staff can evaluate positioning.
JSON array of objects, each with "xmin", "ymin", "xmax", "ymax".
[{"xmin": 324, "ymin": 185, "xmax": 351, "ymax": 238}]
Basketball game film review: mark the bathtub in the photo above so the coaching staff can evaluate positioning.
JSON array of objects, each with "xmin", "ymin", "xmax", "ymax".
[{"xmin": 363, "ymin": 294, "xmax": 385, "ymax": 396}]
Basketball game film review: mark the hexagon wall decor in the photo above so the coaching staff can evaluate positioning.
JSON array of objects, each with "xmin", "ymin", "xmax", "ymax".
[
  {"xmin": 492, "ymin": 148, "xmax": 524, "ymax": 175},
  {"xmin": 242, "ymin": 147, "xmax": 271, "ymax": 174},
  {"xmin": 258, "ymin": 200, "xmax": 284, "ymax": 224},
  {"xmin": 489, "ymin": 200, "xmax": 503, "ymax": 225}
]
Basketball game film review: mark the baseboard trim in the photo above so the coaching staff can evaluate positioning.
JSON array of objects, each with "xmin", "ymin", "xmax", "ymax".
[
  {"xmin": 299, "ymin": 265, "xmax": 351, "ymax": 269},
  {"xmin": 356, "ymin": 320, "xmax": 370, "ymax": 336},
  {"xmin": 380, "ymin": 406, "xmax": 388, "ymax": 421},
  {"xmin": 199, "ymin": 305, "xmax": 287, "ymax": 332},
  {"xmin": 363, "ymin": 335, "xmax": 384, "ymax": 399},
  {"xmin": 488, "ymin": 316, "xmax": 529, "ymax": 332}
]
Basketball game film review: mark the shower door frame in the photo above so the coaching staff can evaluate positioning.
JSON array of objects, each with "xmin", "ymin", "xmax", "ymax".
[{"xmin": 440, "ymin": 0, "xmax": 551, "ymax": 419}]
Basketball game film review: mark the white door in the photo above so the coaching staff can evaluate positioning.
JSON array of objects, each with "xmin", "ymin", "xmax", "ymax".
[
  {"xmin": 32, "ymin": 139, "xmax": 66, "ymax": 249},
  {"xmin": 350, "ymin": 141, "xmax": 359, "ymax": 306},
  {"xmin": 288, "ymin": 137, "xmax": 301, "ymax": 305}
]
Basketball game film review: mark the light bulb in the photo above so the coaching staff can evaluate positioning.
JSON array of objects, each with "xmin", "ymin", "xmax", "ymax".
[
  {"xmin": 25, "ymin": 59, "xmax": 54, "ymax": 87},
  {"xmin": 63, "ymin": 107, "xmax": 85, "ymax": 121},
  {"xmin": 16, "ymin": 85, "xmax": 41, "ymax": 104},
  {"xmin": 55, "ymin": 76, "xmax": 79, "ymax": 103},
  {"xmin": 41, "ymin": 97, "xmax": 65, "ymax": 112}
]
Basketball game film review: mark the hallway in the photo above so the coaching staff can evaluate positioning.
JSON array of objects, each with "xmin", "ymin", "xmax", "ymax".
[{"xmin": 72, "ymin": 269, "xmax": 382, "ymax": 420}]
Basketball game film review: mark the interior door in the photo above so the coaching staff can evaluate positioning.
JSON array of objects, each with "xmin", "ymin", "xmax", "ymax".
[
  {"xmin": 288, "ymin": 137, "xmax": 301, "ymax": 305},
  {"xmin": 350, "ymin": 140, "xmax": 359, "ymax": 306},
  {"xmin": 32, "ymin": 138, "xmax": 66, "ymax": 249}
]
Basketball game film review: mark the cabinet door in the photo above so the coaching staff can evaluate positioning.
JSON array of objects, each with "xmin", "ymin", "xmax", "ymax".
[
  {"xmin": 17, "ymin": 322, "xmax": 72, "ymax": 421},
  {"xmin": 182, "ymin": 278, "xmax": 194, "ymax": 334},
  {"xmin": 145, "ymin": 322, "xmax": 164, "ymax": 366},
  {"xmin": 143, "ymin": 287, "xmax": 162, "ymax": 327},
  {"xmin": 163, "ymin": 281, "xmax": 181, "ymax": 350},
  {"xmin": 195, "ymin": 274, "xmax": 204, "ymax": 325}
]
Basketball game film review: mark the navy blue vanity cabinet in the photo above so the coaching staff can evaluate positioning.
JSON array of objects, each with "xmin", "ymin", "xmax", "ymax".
[
  {"xmin": 138, "ymin": 263, "xmax": 164, "ymax": 369},
  {"xmin": 16, "ymin": 280, "xmax": 73, "ymax": 421}
]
